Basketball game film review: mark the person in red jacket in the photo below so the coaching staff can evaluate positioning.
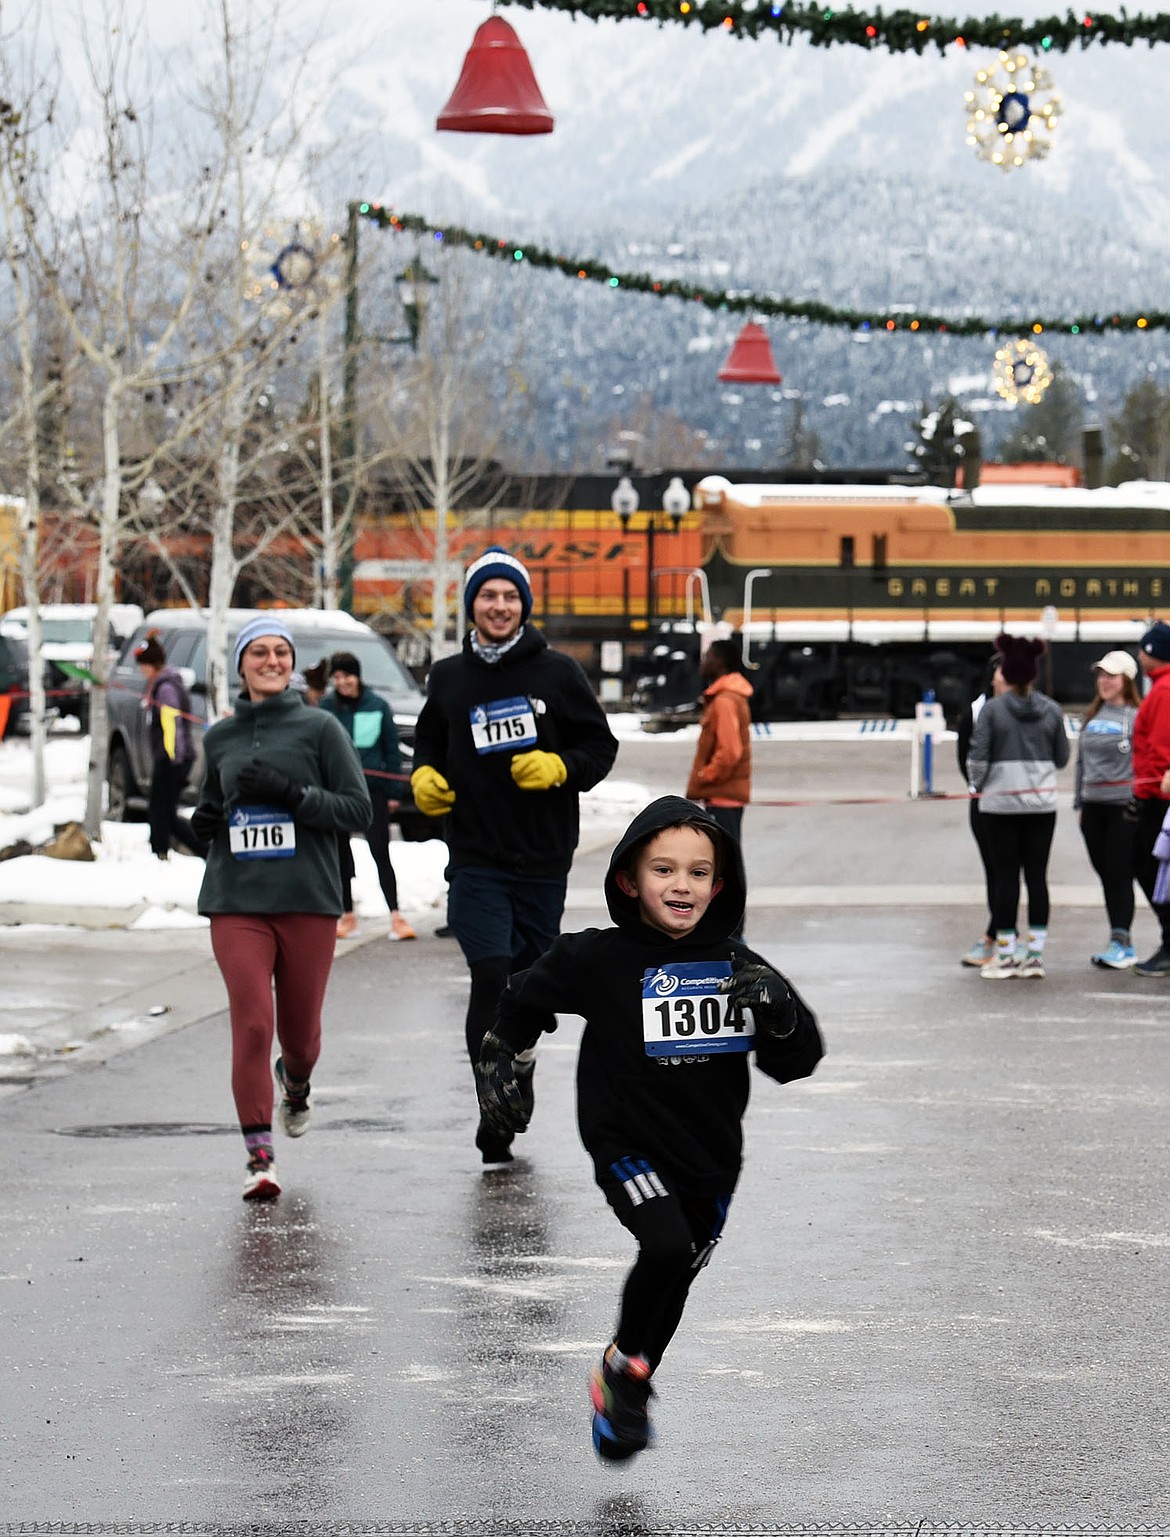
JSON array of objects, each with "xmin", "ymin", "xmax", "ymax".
[
  {"xmin": 1131, "ymin": 621, "xmax": 1170, "ymax": 975},
  {"xmin": 684, "ymin": 638, "xmax": 753, "ymax": 846}
]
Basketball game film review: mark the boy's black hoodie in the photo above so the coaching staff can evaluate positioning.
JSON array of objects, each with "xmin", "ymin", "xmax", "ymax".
[{"xmin": 494, "ymin": 796, "xmax": 823, "ymax": 1196}]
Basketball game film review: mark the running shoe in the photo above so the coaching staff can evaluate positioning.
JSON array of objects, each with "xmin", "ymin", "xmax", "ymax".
[
  {"xmin": 961, "ymin": 939, "xmax": 995, "ymax": 968},
  {"xmin": 275, "ymin": 1057, "xmax": 311, "ymax": 1138},
  {"xmin": 242, "ymin": 1150, "xmax": 281, "ymax": 1202},
  {"xmin": 590, "ymin": 1346, "xmax": 654, "ymax": 1461},
  {"xmin": 475, "ymin": 1118, "xmax": 514, "ymax": 1167},
  {"xmin": 336, "ymin": 912, "xmax": 359, "ymax": 939},
  {"xmin": 388, "ymin": 914, "xmax": 417, "ymax": 941},
  {"xmin": 1134, "ymin": 947, "xmax": 1170, "ymax": 977},
  {"xmin": 1091, "ymin": 940, "xmax": 1136, "ymax": 970},
  {"xmin": 980, "ymin": 952, "xmax": 1020, "ymax": 980},
  {"xmin": 1016, "ymin": 953, "xmax": 1045, "ymax": 980}
]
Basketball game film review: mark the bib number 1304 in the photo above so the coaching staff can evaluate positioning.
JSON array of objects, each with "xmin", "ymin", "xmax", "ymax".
[{"xmin": 641, "ymin": 961, "xmax": 754, "ymax": 1058}]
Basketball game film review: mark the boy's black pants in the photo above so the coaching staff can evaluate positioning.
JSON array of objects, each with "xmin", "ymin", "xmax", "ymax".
[{"xmin": 600, "ymin": 1156, "xmax": 731, "ymax": 1372}]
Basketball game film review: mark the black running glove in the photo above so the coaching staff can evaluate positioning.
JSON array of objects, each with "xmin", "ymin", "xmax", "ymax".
[
  {"xmin": 475, "ymin": 1032, "xmax": 531, "ymax": 1136},
  {"xmin": 190, "ymin": 805, "xmax": 222, "ymax": 844},
  {"xmin": 718, "ymin": 961, "xmax": 798, "ymax": 1038},
  {"xmin": 1123, "ymin": 797, "xmax": 1142, "ymax": 824},
  {"xmin": 236, "ymin": 759, "xmax": 306, "ymax": 811}
]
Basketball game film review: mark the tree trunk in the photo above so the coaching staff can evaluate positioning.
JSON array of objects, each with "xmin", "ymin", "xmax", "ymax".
[{"xmin": 84, "ymin": 382, "xmax": 123, "ymax": 838}]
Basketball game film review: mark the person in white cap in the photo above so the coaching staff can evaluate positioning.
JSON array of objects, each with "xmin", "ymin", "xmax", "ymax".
[
  {"xmin": 1074, "ymin": 651, "xmax": 1141, "ymax": 969},
  {"xmin": 192, "ymin": 615, "xmax": 371, "ymax": 1201},
  {"xmin": 410, "ymin": 547, "xmax": 618, "ymax": 1166}
]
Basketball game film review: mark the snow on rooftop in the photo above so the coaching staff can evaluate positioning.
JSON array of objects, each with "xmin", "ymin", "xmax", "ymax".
[{"xmin": 695, "ymin": 475, "xmax": 1170, "ymax": 512}]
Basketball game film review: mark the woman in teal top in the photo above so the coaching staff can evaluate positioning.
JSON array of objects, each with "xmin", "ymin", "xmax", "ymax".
[
  {"xmin": 193, "ymin": 617, "xmax": 371, "ymax": 1201},
  {"xmin": 318, "ymin": 649, "xmax": 415, "ymax": 941}
]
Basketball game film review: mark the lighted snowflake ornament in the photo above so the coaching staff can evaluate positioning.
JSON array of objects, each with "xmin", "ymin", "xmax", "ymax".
[
  {"xmin": 242, "ymin": 221, "xmax": 343, "ymax": 315},
  {"xmin": 993, "ymin": 338, "xmax": 1054, "ymax": 405},
  {"xmin": 964, "ymin": 52, "xmax": 1061, "ymax": 171}
]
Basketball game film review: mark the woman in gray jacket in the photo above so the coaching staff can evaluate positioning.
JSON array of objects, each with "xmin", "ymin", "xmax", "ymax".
[
  {"xmin": 1075, "ymin": 650, "xmax": 1141, "ymax": 969},
  {"xmin": 967, "ymin": 633, "xmax": 1070, "ymax": 980}
]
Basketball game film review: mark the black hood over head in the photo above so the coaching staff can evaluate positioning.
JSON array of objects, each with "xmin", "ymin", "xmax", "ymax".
[{"xmin": 604, "ymin": 795, "xmax": 747, "ymax": 942}]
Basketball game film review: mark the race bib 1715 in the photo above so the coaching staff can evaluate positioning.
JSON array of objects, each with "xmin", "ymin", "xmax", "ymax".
[
  {"xmin": 469, "ymin": 696, "xmax": 538, "ymax": 754},
  {"xmin": 641, "ymin": 960, "xmax": 754, "ymax": 1058}
]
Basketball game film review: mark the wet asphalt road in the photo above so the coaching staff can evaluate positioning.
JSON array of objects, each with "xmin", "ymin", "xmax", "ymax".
[{"xmin": 2, "ymin": 734, "xmax": 1169, "ymax": 1528}]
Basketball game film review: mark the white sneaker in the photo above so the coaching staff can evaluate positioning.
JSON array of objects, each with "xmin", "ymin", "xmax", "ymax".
[
  {"xmin": 275, "ymin": 1057, "xmax": 311, "ymax": 1138},
  {"xmin": 243, "ymin": 1153, "xmax": 281, "ymax": 1201},
  {"xmin": 980, "ymin": 952, "xmax": 1020, "ymax": 979},
  {"xmin": 1017, "ymin": 953, "xmax": 1046, "ymax": 979}
]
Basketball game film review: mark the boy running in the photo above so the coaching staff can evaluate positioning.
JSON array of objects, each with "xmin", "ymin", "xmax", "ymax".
[{"xmin": 475, "ymin": 795, "xmax": 823, "ymax": 1461}]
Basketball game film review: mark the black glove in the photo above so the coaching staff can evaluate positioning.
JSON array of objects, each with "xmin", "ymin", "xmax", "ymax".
[
  {"xmin": 1123, "ymin": 797, "xmax": 1142, "ymax": 824},
  {"xmin": 475, "ymin": 1031, "xmax": 532, "ymax": 1137},
  {"xmin": 718, "ymin": 962, "xmax": 798, "ymax": 1038},
  {"xmin": 190, "ymin": 805, "xmax": 222, "ymax": 844},
  {"xmin": 236, "ymin": 759, "xmax": 306, "ymax": 811}
]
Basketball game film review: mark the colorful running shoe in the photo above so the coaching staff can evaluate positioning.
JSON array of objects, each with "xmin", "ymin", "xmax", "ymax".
[
  {"xmin": 1016, "ymin": 953, "xmax": 1045, "ymax": 980},
  {"xmin": 1091, "ymin": 940, "xmax": 1137, "ymax": 970},
  {"xmin": 961, "ymin": 938, "xmax": 994, "ymax": 968},
  {"xmin": 242, "ymin": 1149, "xmax": 281, "ymax": 1202},
  {"xmin": 590, "ymin": 1346, "xmax": 654, "ymax": 1461},
  {"xmin": 275, "ymin": 1057, "xmax": 311, "ymax": 1138}
]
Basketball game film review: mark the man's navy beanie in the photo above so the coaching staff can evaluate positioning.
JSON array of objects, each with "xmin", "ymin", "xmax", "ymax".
[{"xmin": 464, "ymin": 547, "xmax": 533, "ymax": 623}]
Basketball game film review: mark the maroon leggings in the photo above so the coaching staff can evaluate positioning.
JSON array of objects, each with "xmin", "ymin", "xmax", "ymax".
[{"xmin": 209, "ymin": 912, "xmax": 337, "ymax": 1130}]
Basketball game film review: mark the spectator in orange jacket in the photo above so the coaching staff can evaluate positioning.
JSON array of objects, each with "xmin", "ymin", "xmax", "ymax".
[
  {"xmin": 685, "ymin": 638, "xmax": 753, "ymax": 846},
  {"xmin": 1130, "ymin": 621, "xmax": 1170, "ymax": 975}
]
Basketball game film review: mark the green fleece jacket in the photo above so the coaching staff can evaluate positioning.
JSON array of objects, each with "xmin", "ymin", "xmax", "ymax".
[{"xmin": 196, "ymin": 689, "xmax": 371, "ymax": 916}]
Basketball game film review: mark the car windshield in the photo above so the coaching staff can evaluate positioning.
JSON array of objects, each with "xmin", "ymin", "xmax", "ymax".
[{"xmin": 41, "ymin": 620, "xmax": 94, "ymax": 644}]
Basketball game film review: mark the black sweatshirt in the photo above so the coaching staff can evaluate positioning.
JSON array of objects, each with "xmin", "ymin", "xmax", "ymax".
[
  {"xmin": 412, "ymin": 625, "xmax": 618, "ymax": 877},
  {"xmin": 495, "ymin": 796, "xmax": 823, "ymax": 1196}
]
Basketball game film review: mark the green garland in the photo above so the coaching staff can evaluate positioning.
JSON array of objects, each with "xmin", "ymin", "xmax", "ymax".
[
  {"xmin": 495, "ymin": 0, "xmax": 1170, "ymax": 54},
  {"xmin": 358, "ymin": 205, "xmax": 1170, "ymax": 336}
]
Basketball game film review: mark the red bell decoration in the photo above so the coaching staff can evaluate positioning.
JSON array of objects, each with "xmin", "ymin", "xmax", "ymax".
[
  {"xmin": 437, "ymin": 17, "xmax": 554, "ymax": 136},
  {"xmin": 717, "ymin": 322, "xmax": 782, "ymax": 385}
]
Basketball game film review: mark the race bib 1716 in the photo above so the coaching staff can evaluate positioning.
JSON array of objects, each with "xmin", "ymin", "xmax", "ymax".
[
  {"xmin": 229, "ymin": 804, "xmax": 297, "ymax": 860},
  {"xmin": 641, "ymin": 960, "xmax": 754, "ymax": 1058},
  {"xmin": 469, "ymin": 696, "xmax": 538, "ymax": 754}
]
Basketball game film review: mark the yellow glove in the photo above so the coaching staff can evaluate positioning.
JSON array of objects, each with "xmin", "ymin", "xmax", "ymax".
[
  {"xmin": 510, "ymin": 750, "xmax": 567, "ymax": 792},
  {"xmin": 411, "ymin": 765, "xmax": 455, "ymax": 817}
]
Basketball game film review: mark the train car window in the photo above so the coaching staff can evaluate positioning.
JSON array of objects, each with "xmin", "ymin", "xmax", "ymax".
[
  {"xmin": 839, "ymin": 535, "xmax": 855, "ymax": 570},
  {"xmin": 871, "ymin": 533, "xmax": 888, "ymax": 572}
]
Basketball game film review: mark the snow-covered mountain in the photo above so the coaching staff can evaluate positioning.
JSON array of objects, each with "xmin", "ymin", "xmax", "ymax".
[{"xmin": 45, "ymin": 0, "xmax": 1170, "ymax": 469}]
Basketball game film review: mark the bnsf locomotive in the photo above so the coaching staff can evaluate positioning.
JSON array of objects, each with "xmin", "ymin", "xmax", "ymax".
[{"xmin": 352, "ymin": 468, "xmax": 1170, "ymax": 721}]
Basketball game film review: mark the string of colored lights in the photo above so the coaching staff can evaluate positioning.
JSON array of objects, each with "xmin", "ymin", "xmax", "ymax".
[
  {"xmin": 358, "ymin": 205, "xmax": 1169, "ymax": 336},
  {"xmin": 494, "ymin": 0, "xmax": 1170, "ymax": 54}
]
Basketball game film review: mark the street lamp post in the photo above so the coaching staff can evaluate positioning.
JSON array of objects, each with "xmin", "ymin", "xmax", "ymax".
[
  {"xmin": 610, "ymin": 471, "xmax": 689, "ymax": 633},
  {"xmin": 338, "ymin": 209, "xmax": 440, "ymax": 609}
]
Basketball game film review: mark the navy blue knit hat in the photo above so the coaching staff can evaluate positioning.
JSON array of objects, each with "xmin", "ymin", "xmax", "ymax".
[
  {"xmin": 1141, "ymin": 621, "xmax": 1170, "ymax": 664},
  {"xmin": 464, "ymin": 547, "xmax": 533, "ymax": 623}
]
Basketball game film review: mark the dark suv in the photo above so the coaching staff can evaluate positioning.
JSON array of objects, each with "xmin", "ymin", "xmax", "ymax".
[{"xmin": 105, "ymin": 608, "xmax": 432, "ymax": 838}]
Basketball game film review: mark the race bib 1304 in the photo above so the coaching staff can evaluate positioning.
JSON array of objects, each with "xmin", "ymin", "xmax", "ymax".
[{"xmin": 641, "ymin": 960, "xmax": 754, "ymax": 1058}]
